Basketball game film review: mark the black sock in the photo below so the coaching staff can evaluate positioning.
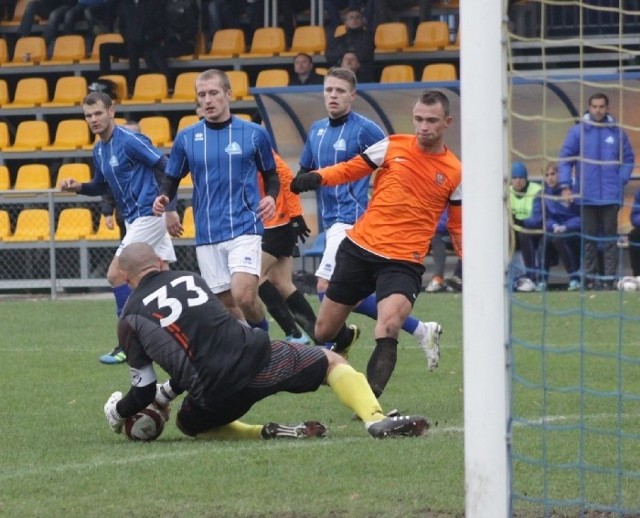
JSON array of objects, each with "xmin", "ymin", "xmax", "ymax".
[
  {"xmin": 285, "ymin": 290, "xmax": 317, "ymax": 342},
  {"xmin": 258, "ymin": 281, "xmax": 300, "ymax": 338},
  {"xmin": 332, "ymin": 323, "xmax": 355, "ymax": 350},
  {"xmin": 366, "ymin": 337, "xmax": 398, "ymax": 398}
]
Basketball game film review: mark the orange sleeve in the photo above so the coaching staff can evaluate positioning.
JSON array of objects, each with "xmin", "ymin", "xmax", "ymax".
[
  {"xmin": 318, "ymin": 154, "xmax": 375, "ymax": 186},
  {"xmin": 274, "ymin": 153, "xmax": 303, "ymax": 218},
  {"xmin": 446, "ymin": 204, "xmax": 462, "ymax": 259}
]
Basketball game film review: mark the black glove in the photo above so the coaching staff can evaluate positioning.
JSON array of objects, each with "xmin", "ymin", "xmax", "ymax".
[
  {"xmin": 290, "ymin": 172, "xmax": 322, "ymax": 194},
  {"xmin": 291, "ymin": 215, "xmax": 311, "ymax": 244}
]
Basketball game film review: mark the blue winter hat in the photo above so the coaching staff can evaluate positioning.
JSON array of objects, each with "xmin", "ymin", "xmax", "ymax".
[{"xmin": 511, "ymin": 162, "xmax": 528, "ymax": 179}]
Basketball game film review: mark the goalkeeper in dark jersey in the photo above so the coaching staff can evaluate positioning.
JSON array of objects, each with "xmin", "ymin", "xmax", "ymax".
[{"xmin": 103, "ymin": 242, "xmax": 429, "ymax": 440}]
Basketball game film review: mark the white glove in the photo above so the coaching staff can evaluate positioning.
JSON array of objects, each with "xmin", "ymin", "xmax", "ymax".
[
  {"xmin": 552, "ymin": 224, "xmax": 567, "ymax": 234},
  {"xmin": 104, "ymin": 391, "xmax": 124, "ymax": 434},
  {"xmin": 155, "ymin": 380, "xmax": 177, "ymax": 407}
]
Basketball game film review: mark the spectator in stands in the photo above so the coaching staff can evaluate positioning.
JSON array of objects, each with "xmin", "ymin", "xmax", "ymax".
[
  {"xmin": 18, "ymin": 0, "xmax": 73, "ymax": 49},
  {"xmin": 509, "ymin": 161, "xmax": 542, "ymax": 292},
  {"xmin": 340, "ymin": 50, "xmax": 366, "ymax": 83},
  {"xmin": 424, "ymin": 209, "xmax": 462, "ymax": 293},
  {"xmin": 290, "ymin": 53, "xmax": 324, "ymax": 86},
  {"xmin": 59, "ymin": 92, "xmax": 180, "ymax": 365},
  {"xmin": 558, "ymin": 92, "xmax": 635, "ymax": 290},
  {"xmin": 530, "ymin": 162, "xmax": 582, "ymax": 291},
  {"xmin": 291, "ymin": 89, "xmax": 460, "ymax": 393},
  {"xmin": 325, "ymin": 7, "xmax": 375, "ymax": 83},
  {"xmin": 627, "ymin": 188, "xmax": 640, "ymax": 277},
  {"xmin": 1, "ymin": 1, "xmax": 18, "ymax": 21},
  {"xmin": 99, "ymin": 0, "xmax": 170, "ymax": 91},
  {"xmin": 154, "ymin": 69, "xmax": 277, "ymax": 330},
  {"xmin": 62, "ymin": 0, "xmax": 118, "ymax": 38},
  {"xmin": 364, "ymin": 0, "xmax": 433, "ymax": 30}
]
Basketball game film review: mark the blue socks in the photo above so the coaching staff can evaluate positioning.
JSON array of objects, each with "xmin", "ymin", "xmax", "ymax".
[{"xmin": 113, "ymin": 283, "xmax": 132, "ymax": 317}]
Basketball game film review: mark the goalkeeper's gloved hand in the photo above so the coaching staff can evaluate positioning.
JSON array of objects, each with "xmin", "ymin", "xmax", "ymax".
[
  {"xmin": 290, "ymin": 215, "xmax": 311, "ymax": 244},
  {"xmin": 290, "ymin": 172, "xmax": 322, "ymax": 194},
  {"xmin": 103, "ymin": 391, "xmax": 124, "ymax": 434}
]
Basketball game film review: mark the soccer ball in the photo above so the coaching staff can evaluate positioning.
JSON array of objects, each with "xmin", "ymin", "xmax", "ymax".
[
  {"xmin": 123, "ymin": 403, "xmax": 169, "ymax": 441},
  {"xmin": 617, "ymin": 276, "xmax": 640, "ymax": 292}
]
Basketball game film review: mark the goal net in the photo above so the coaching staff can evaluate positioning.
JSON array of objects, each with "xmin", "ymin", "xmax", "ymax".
[{"xmin": 505, "ymin": 1, "xmax": 640, "ymax": 515}]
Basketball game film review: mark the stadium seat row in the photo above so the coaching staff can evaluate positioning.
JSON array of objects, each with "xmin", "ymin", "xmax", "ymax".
[
  {"xmin": 0, "ymin": 21, "xmax": 459, "ymax": 67},
  {"xmin": 0, "ymin": 206, "xmax": 196, "ymax": 242},
  {"xmin": 0, "ymin": 163, "xmax": 195, "ymax": 191}
]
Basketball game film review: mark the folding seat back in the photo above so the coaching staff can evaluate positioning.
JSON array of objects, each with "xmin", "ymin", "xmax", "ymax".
[
  {"xmin": 162, "ymin": 72, "xmax": 199, "ymax": 103},
  {"xmin": 181, "ymin": 206, "xmax": 195, "ymax": 238},
  {"xmin": 0, "ymin": 165, "xmax": 9, "ymax": 190},
  {"xmin": 207, "ymin": 29, "xmax": 245, "ymax": 58},
  {"xmin": 55, "ymin": 208, "xmax": 94, "ymax": 240},
  {"xmin": 409, "ymin": 21, "xmax": 450, "ymax": 51},
  {"xmin": 422, "ymin": 63, "xmax": 457, "ymax": 82},
  {"xmin": 177, "ymin": 115, "xmax": 201, "ymax": 132},
  {"xmin": 255, "ymin": 69, "xmax": 290, "ymax": 88},
  {"xmin": 82, "ymin": 33, "xmax": 124, "ymax": 63},
  {"xmin": 240, "ymin": 27, "xmax": 286, "ymax": 57},
  {"xmin": 8, "ymin": 36, "xmax": 47, "ymax": 65},
  {"xmin": 0, "ymin": 38, "xmax": 8, "ymax": 65},
  {"xmin": 282, "ymin": 25, "xmax": 326, "ymax": 56},
  {"xmin": 43, "ymin": 34, "xmax": 86, "ymax": 64},
  {"xmin": 43, "ymin": 119, "xmax": 91, "ymax": 150},
  {"xmin": 55, "ymin": 163, "xmax": 92, "ymax": 187},
  {"xmin": 226, "ymin": 70, "xmax": 250, "ymax": 100},
  {"xmin": 0, "ymin": 79, "xmax": 7, "ymax": 107},
  {"xmin": 43, "ymin": 76, "xmax": 88, "ymax": 107},
  {"xmin": 0, "ymin": 210, "xmax": 11, "ymax": 240},
  {"xmin": 380, "ymin": 64, "xmax": 415, "ymax": 83},
  {"xmin": 87, "ymin": 215, "xmax": 121, "ymax": 240},
  {"xmin": 6, "ymin": 77, "xmax": 49, "ymax": 108},
  {"xmin": 374, "ymin": 22, "xmax": 409, "ymax": 53},
  {"xmin": 120, "ymin": 73, "xmax": 168, "ymax": 104},
  {"xmin": 98, "ymin": 74, "xmax": 128, "ymax": 101},
  {"xmin": 138, "ymin": 116, "xmax": 172, "ymax": 147},
  {"xmin": 5, "ymin": 209, "xmax": 51, "ymax": 241},
  {"xmin": 5, "ymin": 120, "xmax": 50, "ymax": 152},
  {"xmin": 0, "ymin": 121, "xmax": 9, "ymax": 151},
  {"xmin": 14, "ymin": 164, "xmax": 51, "ymax": 190}
]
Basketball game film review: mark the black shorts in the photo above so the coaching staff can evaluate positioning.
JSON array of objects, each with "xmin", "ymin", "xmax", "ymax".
[
  {"xmin": 176, "ymin": 340, "xmax": 328, "ymax": 435},
  {"xmin": 326, "ymin": 238, "xmax": 425, "ymax": 306},
  {"xmin": 262, "ymin": 223, "xmax": 295, "ymax": 258}
]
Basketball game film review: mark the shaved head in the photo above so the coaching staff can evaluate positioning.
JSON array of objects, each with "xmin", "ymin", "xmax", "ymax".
[{"xmin": 119, "ymin": 242, "xmax": 161, "ymax": 284}]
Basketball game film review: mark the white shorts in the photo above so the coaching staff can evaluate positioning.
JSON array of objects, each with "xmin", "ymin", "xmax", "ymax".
[
  {"xmin": 116, "ymin": 215, "xmax": 176, "ymax": 262},
  {"xmin": 315, "ymin": 222, "xmax": 352, "ymax": 281},
  {"xmin": 196, "ymin": 234, "xmax": 262, "ymax": 294}
]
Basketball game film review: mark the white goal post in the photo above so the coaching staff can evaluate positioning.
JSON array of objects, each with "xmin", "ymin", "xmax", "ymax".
[{"xmin": 461, "ymin": 1, "xmax": 510, "ymax": 517}]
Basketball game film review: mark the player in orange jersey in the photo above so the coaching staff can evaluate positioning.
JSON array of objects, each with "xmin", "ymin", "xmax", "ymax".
[{"xmin": 291, "ymin": 90, "xmax": 462, "ymax": 398}]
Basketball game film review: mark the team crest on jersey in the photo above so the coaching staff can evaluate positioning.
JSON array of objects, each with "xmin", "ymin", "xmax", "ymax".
[
  {"xmin": 333, "ymin": 138, "xmax": 346, "ymax": 152},
  {"xmin": 435, "ymin": 171, "xmax": 445, "ymax": 184},
  {"xmin": 317, "ymin": 128, "xmax": 326, "ymax": 136},
  {"xmin": 195, "ymin": 131, "xmax": 204, "ymax": 141},
  {"xmin": 109, "ymin": 155, "xmax": 119, "ymax": 167},
  {"xmin": 225, "ymin": 142, "xmax": 242, "ymax": 155}
]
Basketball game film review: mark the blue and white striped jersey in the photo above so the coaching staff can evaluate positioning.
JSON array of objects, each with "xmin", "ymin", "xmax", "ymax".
[
  {"xmin": 299, "ymin": 111, "xmax": 385, "ymax": 228},
  {"xmin": 92, "ymin": 125, "xmax": 165, "ymax": 224},
  {"xmin": 166, "ymin": 116, "xmax": 276, "ymax": 245}
]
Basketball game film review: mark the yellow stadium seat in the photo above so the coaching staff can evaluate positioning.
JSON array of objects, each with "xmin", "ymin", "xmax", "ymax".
[
  {"xmin": 4, "ymin": 36, "xmax": 47, "ymax": 66},
  {"xmin": 42, "ymin": 76, "xmax": 88, "ymax": 107},
  {"xmin": 177, "ymin": 114, "xmax": 201, "ymax": 132},
  {"xmin": 81, "ymin": 33, "xmax": 124, "ymax": 63},
  {"xmin": 139, "ymin": 116, "xmax": 172, "ymax": 147},
  {"xmin": 0, "ymin": 38, "xmax": 8, "ymax": 65},
  {"xmin": 4, "ymin": 209, "xmax": 51, "ymax": 242},
  {"xmin": 374, "ymin": 22, "xmax": 409, "ymax": 53},
  {"xmin": 226, "ymin": 70, "xmax": 251, "ymax": 100},
  {"xmin": 98, "ymin": 74, "xmax": 128, "ymax": 101},
  {"xmin": 42, "ymin": 119, "xmax": 91, "ymax": 151},
  {"xmin": 421, "ymin": 63, "xmax": 457, "ymax": 82},
  {"xmin": 14, "ymin": 164, "xmax": 51, "ymax": 190},
  {"xmin": 54, "ymin": 208, "xmax": 94, "ymax": 241},
  {"xmin": 42, "ymin": 35, "xmax": 86, "ymax": 65},
  {"xmin": 4, "ymin": 120, "xmax": 50, "ymax": 152},
  {"xmin": 4, "ymin": 77, "xmax": 49, "ymax": 108},
  {"xmin": 181, "ymin": 206, "xmax": 195, "ymax": 239},
  {"xmin": 179, "ymin": 173, "xmax": 193, "ymax": 188},
  {"xmin": 281, "ymin": 25, "xmax": 326, "ymax": 56},
  {"xmin": 162, "ymin": 72, "xmax": 199, "ymax": 104},
  {"xmin": 234, "ymin": 113, "xmax": 252, "ymax": 122},
  {"xmin": 315, "ymin": 67, "xmax": 328, "ymax": 76},
  {"xmin": 0, "ymin": 165, "xmax": 9, "ymax": 190},
  {"xmin": 54, "ymin": 163, "xmax": 91, "ymax": 187},
  {"xmin": 240, "ymin": 27, "xmax": 286, "ymax": 57},
  {"xmin": 334, "ymin": 24, "xmax": 346, "ymax": 37},
  {"xmin": 380, "ymin": 64, "xmax": 415, "ymax": 83},
  {"xmin": 3, "ymin": 0, "xmax": 32, "ymax": 26},
  {"xmin": 0, "ymin": 122, "xmax": 9, "ymax": 150},
  {"xmin": 203, "ymin": 29, "xmax": 246, "ymax": 59},
  {"xmin": 255, "ymin": 69, "xmax": 289, "ymax": 88},
  {"xmin": 407, "ymin": 21, "xmax": 450, "ymax": 52},
  {"xmin": 87, "ymin": 215, "xmax": 121, "ymax": 241},
  {"xmin": 0, "ymin": 210, "xmax": 11, "ymax": 240},
  {"xmin": 120, "ymin": 73, "xmax": 168, "ymax": 104},
  {"xmin": 0, "ymin": 79, "xmax": 8, "ymax": 107}
]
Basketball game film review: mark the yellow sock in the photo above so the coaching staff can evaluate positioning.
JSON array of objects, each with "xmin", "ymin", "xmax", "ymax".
[
  {"xmin": 327, "ymin": 363, "xmax": 385, "ymax": 423},
  {"xmin": 195, "ymin": 420, "xmax": 263, "ymax": 441}
]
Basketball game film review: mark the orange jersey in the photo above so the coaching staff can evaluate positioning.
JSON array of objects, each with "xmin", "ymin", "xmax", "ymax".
[
  {"xmin": 318, "ymin": 135, "xmax": 462, "ymax": 264},
  {"xmin": 259, "ymin": 152, "xmax": 303, "ymax": 229}
]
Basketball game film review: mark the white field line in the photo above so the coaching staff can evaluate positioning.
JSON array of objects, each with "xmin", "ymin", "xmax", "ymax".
[{"xmin": 0, "ymin": 413, "xmax": 631, "ymax": 482}]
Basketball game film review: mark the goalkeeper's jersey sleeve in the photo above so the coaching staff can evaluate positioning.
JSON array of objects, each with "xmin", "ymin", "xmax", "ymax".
[{"xmin": 318, "ymin": 134, "xmax": 462, "ymax": 264}]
